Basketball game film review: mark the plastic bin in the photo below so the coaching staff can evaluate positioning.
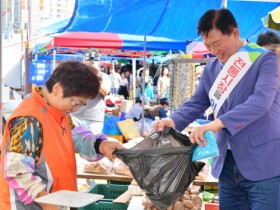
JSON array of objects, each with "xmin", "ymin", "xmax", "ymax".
[
  {"xmin": 205, "ymin": 202, "xmax": 219, "ymax": 210},
  {"xmin": 80, "ymin": 201, "xmax": 129, "ymax": 210},
  {"xmin": 89, "ymin": 184, "xmax": 129, "ymax": 201},
  {"xmin": 79, "ymin": 184, "xmax": 129, "ymax": 210}
]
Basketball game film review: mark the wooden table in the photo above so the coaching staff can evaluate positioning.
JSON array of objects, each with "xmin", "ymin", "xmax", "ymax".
[
  {"xmin": 193, "ymin": 179, "xmax": 218, "ymax": 187},
  {"xmin": 77, "ymin": 171, "xmax": 133, "ymax": 183},
  {"xmin": 76, "ymin": 154, "xmax": 133, "ymax": 183}
]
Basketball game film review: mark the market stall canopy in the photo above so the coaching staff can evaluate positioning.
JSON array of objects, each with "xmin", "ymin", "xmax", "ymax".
[
  {"xmin": 262, "ymin": 6, "xmax": 280, "ymax": 31},
  {"xmin": 45, "ymin": 32, "xmax": 186, "ymax": 51},
  {"xmin": 190, "ymin": 42, "xmax": 212, "ymax": 58},
  {"xmin": 49, "ymin": 0, "xmax": 280, "ymax": 42}
]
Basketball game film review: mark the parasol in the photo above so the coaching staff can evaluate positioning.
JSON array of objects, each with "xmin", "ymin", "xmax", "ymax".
[{"xmin": 262, "ymin": 6, "xmax": 280, "ymax": 31}]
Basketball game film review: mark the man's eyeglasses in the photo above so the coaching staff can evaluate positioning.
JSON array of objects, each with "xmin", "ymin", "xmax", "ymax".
[{"xmin": 70, "ymin": 97, "xmax": 87, "ymax": 109}]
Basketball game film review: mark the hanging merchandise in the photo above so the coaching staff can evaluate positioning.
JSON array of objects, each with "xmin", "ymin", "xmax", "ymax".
[
  {"xmin": 115, "ymin": 126, "xmax": 205, "ymax": 210},
  {"xmin": 168, "ymin": 61, "xmax": 196, "ymax": 111},
  {"xmin": 168, "ymin": 57, "xmax": 212, "ymax": 112}
]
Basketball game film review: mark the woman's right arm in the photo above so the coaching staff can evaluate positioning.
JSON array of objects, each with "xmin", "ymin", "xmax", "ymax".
[{"xmin": 4, "ymin": 117, "xmax": 47, "ymax": 204}]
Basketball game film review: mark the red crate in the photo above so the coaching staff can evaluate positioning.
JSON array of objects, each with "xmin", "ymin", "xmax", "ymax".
[{"xmin": 205, "ymin": 202, "xmax": 219, "ymax": 210}]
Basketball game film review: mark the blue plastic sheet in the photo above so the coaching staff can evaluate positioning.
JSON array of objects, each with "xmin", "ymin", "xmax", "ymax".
[
  {"xmin": 192, "ymin": 130, "xmax": 219, "ymax": 161},
  {"xmin": 102, "ymin": 114, "xmax": 122, "ymax": 135}
]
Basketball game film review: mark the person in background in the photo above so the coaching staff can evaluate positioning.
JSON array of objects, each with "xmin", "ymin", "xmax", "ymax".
[
  {"xmin": 125, "ymin": 97, "xmax": 145, "ymax": 121},
  {"xmin": 125, "ymin": 70, "xmax": 131, "ymax": 86},
  {"xmin": 118, "ymin": 72, "xmax": 129, "ymax": 99},
  {"xmin": 137, "ymin": 67, "xmax": 154, "ymax": 105},
  {"xmin": 109, "ymin": 67, "xmax": 122, "ymax": 95},
  {"xmin": 157, "ymin": 67, "xmax": 170, "ymax": 101},
  {"xmin": 257, "ymin": 31, "xmax": 280, "ymax": 82},
  {"xmin": 144, "ymin": 98, "xmax": 169, "ymax": 120},
  {"xmin": 257, "ymin": 31, "xmax": 280, "ymax": 48},
  {"xmin": 0, "ymin": 61, "xmax": 123, "ymax": 210},
  {"xmin": 71, "ymin": 60, "xmax": 111, "ymax": 134},
  {"xmin": 136, "ymin": 69, "xmax": 143, "ymax": 96},
  {"xmin": 153, "ymin": 9, "xmax": 280, "ymax": 209},
  {"xmin": 115, "ymin": 66, "xmax": 122, "ymax": 74}
]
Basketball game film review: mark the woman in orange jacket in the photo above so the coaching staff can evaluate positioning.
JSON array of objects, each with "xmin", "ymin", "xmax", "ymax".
[{"xmin": 0, "ymin": 61, "xmax": 123, "ymax": 210}]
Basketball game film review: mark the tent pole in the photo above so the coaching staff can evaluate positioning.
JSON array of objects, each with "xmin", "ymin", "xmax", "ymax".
[
  {"xmin": 112, "ymin": 59, "xmax": 115, "ymax": 71},
  {"xmin": 141, "ymin": 35, "xmax": 147, "ymax": 136},
  {"xmin": 222, "ymin": 0, "xmax": 227, "ymax": 8},
  {"xmin": 24, "ymin": 0, "xmax": 32, "ymax": 95},
  {"xmin": 132, "ymin": 58, "xmax": 136, "ymax": 100},
  {"xmin": 52, "ymin": 47, "xmax": 56, "ymax": 70},
  {"xmin": 170, "ymin": 58, "xmax": 175, "ymax": 114}
]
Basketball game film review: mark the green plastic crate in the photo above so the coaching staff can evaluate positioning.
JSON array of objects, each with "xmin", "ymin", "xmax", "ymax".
[
  {"xmin": 79, "ymin": 184, "xmax": 129, "ymax": 210},
  {"xmin": 79, "ymin": 201, "xmax": 129, "ymax": 210},
  {"xmin": 89, "ymin": 184, "xmax": 129, "ymax": 200}
]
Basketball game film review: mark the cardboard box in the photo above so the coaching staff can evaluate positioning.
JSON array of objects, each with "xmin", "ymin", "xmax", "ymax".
[
  {"xmin": 117, "ymin": 119, "xmax": 140, "ymax": 140},
  {"xmin": 119, "ymin": 100, "xmax": 134, "ymax": 113},
  {"xmin": 112, "ymin": 109, "xmax": 121, "ymax": 117},
  {"xmin": 105, "ymin": 135, "xmax": 125, "ymax": 143}
]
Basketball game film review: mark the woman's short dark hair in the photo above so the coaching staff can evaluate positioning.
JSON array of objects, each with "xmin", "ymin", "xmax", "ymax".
[
  {"xmin": 45, "ymin": 61, "xmax": 100, "ymax": 99},
  {"xmin": 197, "ymin": 9, "xmax": 238, "ymax": 37},
  {"xmin": 257, "ymin": 31, "xmax": 280, "ymax": 47}
]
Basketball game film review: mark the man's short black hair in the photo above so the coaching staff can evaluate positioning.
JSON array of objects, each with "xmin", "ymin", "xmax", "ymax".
[{"xmin": 197, "ymin": 8, "xmax": 238, "ymax": 37}]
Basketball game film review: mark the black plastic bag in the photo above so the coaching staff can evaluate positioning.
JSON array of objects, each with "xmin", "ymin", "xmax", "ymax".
[{"xmin": 115, "ymin": 126, "xmax": 205, "ymax": 210}]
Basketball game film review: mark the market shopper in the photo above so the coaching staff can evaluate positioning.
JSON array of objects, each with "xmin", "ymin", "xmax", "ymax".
[
  {"xmin": 118, "ymin": 72, "xmax": 129, "ymax": 99},
  {"xmin": 0, "ymin": 61, "xmax": 123, "ymax": 210},
  {"xmin": 257, "ymin": 30, "xmax": 280, "ymax": 48},
  {"xmin": 109, "ymin": 67, "xmax": 122, "ymax": 95},
  {"xmin": 137, "ymin": 67, "xmax": 154, "ymax": 105},
  {"xmin": 153, "ymin": 9, "xmax": 280, "ymax": 210},
  {"xmin": 157, "ymin": 67, "xmax": 170, "ymax": 100},
  {"xmin": 71, "ymin": 60, "xmax": 111, "ymax": 134}
]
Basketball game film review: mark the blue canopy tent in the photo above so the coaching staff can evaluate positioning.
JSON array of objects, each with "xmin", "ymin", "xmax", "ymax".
[{"xmin": 50, "ymin": 0, "xmax": 279, "ymax": 42}]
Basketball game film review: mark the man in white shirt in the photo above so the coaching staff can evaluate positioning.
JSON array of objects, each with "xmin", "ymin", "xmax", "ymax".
[
  {"xmin": 109, "ymin": 68, "xmax": 122, "ymax": 95},
  {"xmin": 71, "ymin": 61, "xmax": 111, "ymax": 134}
]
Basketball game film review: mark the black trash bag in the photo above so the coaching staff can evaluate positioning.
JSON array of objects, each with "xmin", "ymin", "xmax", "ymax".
[{"xmin": 115, "ymin": 126, "xmax": 205, "ymax": 210}]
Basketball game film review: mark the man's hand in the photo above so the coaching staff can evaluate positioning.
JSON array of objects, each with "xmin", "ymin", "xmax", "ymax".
[
  {"xmin": 152, "ymin": 117, "xmax": 176, "ymax": 132},
  {"xmin": 99, "ymin": 140, "xmax": 124, "ymax": 159},
  {"xmin": 189, "ymin": 118, "xmax": 224, "ymax": 146}
]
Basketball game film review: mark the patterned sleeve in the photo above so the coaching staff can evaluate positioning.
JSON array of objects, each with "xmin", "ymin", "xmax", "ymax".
[
  {"xmin": 71, "ymin": 124, "xmax": 107, "ymax": 161},
  {"xmin": 4, "ymin": 116, "xmax": 46, "ymax": 204}
]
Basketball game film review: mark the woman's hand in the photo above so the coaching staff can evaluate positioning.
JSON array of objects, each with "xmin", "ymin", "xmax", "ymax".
[{"xmin": 99, "ymin": 140, "xmax": 124, "ymax": 159}]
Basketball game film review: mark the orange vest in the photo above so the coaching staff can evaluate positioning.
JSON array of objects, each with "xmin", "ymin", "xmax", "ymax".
[{"xmin": 0, "ymin": 89, "xmax": 77, "ymax": 209}]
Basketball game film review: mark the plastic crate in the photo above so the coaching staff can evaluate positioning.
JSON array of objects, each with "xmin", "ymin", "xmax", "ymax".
[
  {"xmin": 79, "ymin": 201, "xmax": 129, "ymax": 210},
  {"xmin": 89, "ymin": 184, "xmax": 129, "ymax": 200},
  {"xmin": 205, "ymin": 203, "xmax": 219, "ymax": 210},
  {"xmin": 79, "ymin": 184, "xmax": 129, "ymax": 210},
  {"xmin": 108, "ymin": 181, "xmax": 130, "ymax": 185}
]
